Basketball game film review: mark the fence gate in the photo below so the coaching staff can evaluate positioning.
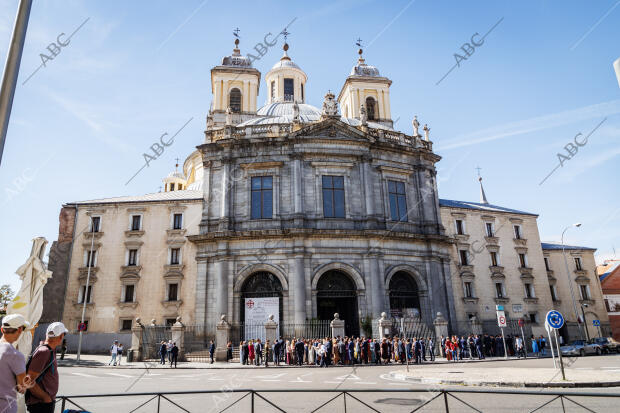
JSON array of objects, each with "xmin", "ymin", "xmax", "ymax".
[
  {"xmin": 184, "ymin": 324, "xmax": 215, "ymax": 362},
  {"xmin": 142, "ymin": 326, "xmax": 171, "ymax": 360}
]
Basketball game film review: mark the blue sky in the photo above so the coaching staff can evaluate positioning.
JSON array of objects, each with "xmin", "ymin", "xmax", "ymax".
[{"xmin": 1, "ymin": 0, "xmax": 618, "ymax": 292}]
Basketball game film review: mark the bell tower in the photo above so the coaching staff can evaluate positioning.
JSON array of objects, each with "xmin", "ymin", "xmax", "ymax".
[
  {"xmin": 264, "ymin": 31, "xmax": 307, "ymax": 104},
  {"xmin": 209, "ymin": 30, "xmax": 261, "ymax": 127},
  {"xmin": 338, "ymin": 40, "xmax": 393, "ymax": 128}
]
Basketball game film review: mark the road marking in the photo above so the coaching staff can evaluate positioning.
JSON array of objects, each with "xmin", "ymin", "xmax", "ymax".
[
  {"xmin": 260, "ymin": 379, "xmax": 281, "ymax": 382},
  {"xmin": 324, "ymin": 381, "xmax": 345, "ymax": 384},
  {"xmin": 335, "ymin": 374, "xmax": 361, "ymax": 381},
  {"xmin": 253, "ymin": 373, "xmax": 287, "ymax": 379},
  {"xmin": 71, "ymin": 372, "xmax": 97, "ymax": 378},
  {"xmin": 388, "ymin": 382, "xmax": 411, "ymax": 386},
  {"xmin": 105, "ymin": 372, "xmax": 134, "ymax": 378},
  {"xmin": 355, "ymin": 381, "xmax": 377, "ymax": 385}
]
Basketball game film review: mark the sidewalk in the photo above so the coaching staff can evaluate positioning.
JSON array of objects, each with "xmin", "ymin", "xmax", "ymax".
[{"xmin": 388, "ymin": 367, "xmax": 620, "ymax": 388}]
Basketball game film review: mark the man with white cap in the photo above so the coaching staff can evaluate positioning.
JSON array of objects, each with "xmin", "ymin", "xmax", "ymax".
[
  {"xmin": 25, "ymin": 321, "xmax": 67, "ymax": 413},
  {"xmin": 0, "ymin": 314, "xmax": 30, "ymax": 413}
]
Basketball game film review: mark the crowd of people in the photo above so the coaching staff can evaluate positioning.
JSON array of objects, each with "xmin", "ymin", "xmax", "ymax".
[
  {"xmin": 227, "ymin": 332, "xmax": 551, "ymax": 366},
  {"xmin": 156, "ymin": 340, "xmax": 180, "ymax": 367}
]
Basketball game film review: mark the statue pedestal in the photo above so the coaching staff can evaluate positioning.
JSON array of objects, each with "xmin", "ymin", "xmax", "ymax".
[
  {"xmin": 265, "ymin": 315, "xmax": 278, "ymax": 344},
  {"xmin": 171, "ymin": 317, "xmax": 186, "ymax": 362},
  {"xmin": 378, "ymin": 312, "xmax": 393, "ymax": 338},
  {"xmin": 330, "ymin": 314, "xmax": 345, "ymax": 338},
  {"xmin": 129, "ymin": 318, "xmax": 144, "ymax": 362},
  {"xmin": 215, "ymin": 315, "xmax": 231, "ymax": 362}
]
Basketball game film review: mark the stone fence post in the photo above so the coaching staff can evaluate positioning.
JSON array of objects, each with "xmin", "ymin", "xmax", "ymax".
[
  {"xmin": 330, "ymin": 313, "xmax": 345, "ymax": 338},
  {"xmin": 377, "ymin": 312, "xmax": 393, "ymax": 338},
  {"xmin": 130, "ymin": 317, "xmax": 144, "ymax": 362},
  {"xmin": 171, "ymin": 316, "xmax": 186, "ymax": 361},
  {"xmin": 434, "ymin": 312, "xmax": 449, "ymax": 357},
  {"xmin": 215, "ymin": 314, "xmax": 231, "ymax": 362}
]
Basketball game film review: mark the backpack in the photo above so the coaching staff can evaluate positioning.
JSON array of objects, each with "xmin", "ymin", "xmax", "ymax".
[{"xmin": 25, "ymin": 344, "xmax": 55, "ymax": 400}]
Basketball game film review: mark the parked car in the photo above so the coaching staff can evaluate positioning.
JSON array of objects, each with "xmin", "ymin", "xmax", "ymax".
[
  {"xmin": 560, "ymin": 340, "xmax": 602, "ymax": 357},
  {"xmin": 592, "ymin": 337, "xmax": 620, "ymax": 354}
]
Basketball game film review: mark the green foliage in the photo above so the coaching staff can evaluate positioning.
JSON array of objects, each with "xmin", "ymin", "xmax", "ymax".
[{"xmin": 0, "ymin": 284, "xmax": 15, "ymax": 315}]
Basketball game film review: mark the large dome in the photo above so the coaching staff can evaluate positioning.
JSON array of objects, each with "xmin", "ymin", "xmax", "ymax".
[
  {"xmin": 238, "ymin": 102, "xmax": 321, "ymax": 126},
  {"xmin": 350, "ymin": 58, "xmax": 380, "ymax": 77}
]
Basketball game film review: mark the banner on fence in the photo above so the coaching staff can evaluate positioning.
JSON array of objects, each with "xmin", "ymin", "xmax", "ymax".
[{"xmin": 245, "ymin": 297, "xmax": 279, "ymax": 341}]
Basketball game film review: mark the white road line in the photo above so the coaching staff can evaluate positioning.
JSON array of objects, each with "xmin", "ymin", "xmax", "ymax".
[
  {"xmin": 324, "ymin": 381, "xmax": 345, "ymax": 384},
  {"xmin": 355, "ymin": 381, "xmax": 377, "ymax": 385},
  {"xmin": 260, "ymin": 379, "xmax": 281, "ymax": 382},
  {"xmin": 105, "ymin": 372, "xmax": 134, "ymax": 378},
  {"xmin": 71, "ymin": 372, "xmax": 97, "ymax": 378}
]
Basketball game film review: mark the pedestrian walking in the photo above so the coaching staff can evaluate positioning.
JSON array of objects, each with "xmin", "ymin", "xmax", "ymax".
[
  {"xmin": 159, "ymin": 341, "xmax": 167, "ymax": 365},
  {"xmin": 26, "ymin": 322, "xmax": 68, "ymax": 413},
  {"xmin": 226, "ymin": 341, "xmax": 232, "ymax": 362},
  {"xmin": 117, "ymin": 343, "xmax": 123, "ymax": 366},
  {"xmin": 209, "ymin": 340, "xmax": 215, "ymax": 364},
  {"xmin": 167, "ymin": 340, "xmax": 173, "ymax": 363},
  {"xmin": 428, "ymin": 337, "xmax": 435, "ymax": 361},
  {"xmin": 531, "ymin": 335, "xmax": 539, "ymax": 358},
  {"xmin": 60, "ymin": 338, "xmax": 67, "ymax": 361},
  {"xmin": 0, "ymin": 314, "xmax": 30, "ymax": 413},
  {"xmin": 108, "ymin": 340, "xmax": 119, "ymax": 366},
  {"xmin": 170, "ymin": 343, "xmax": 178, "ymax": 368},
  {"xmin": 255, "ymin": 339, "xmax": 263, "ymax": 366},
  {"xmin": 248, "ymin": 340, "xmax": 255, "ymax": 365}
]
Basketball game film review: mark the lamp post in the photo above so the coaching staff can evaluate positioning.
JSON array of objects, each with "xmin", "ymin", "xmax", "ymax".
[
  {"xmin": 581, "ymin": 304, "xmax": 591, "ymax": 341},
  {"xmin": 561, "ymin": 223, "xmax": 585, "ymax": 341}
]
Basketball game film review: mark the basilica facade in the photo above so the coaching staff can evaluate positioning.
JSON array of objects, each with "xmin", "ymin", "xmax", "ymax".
[{"xmin": 42, "ymin": 38, "xmax": 608, "ymax": 349}]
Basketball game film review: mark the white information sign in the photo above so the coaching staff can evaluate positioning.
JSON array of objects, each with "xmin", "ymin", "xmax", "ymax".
[
  {"xmin": 497, "ymin": 310, "xmax": 507, "ymax": 328},
  {"xmin": 245, "ymin": 297, "xmax": 279, "ymax": 341}
]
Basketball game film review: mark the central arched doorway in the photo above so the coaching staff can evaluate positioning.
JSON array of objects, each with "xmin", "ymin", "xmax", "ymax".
[
  {"xmin": 316, "ymin": 270, "xmax": 359, "ymax": 336},
  {"xmin": 388, "ymin": 271, "xmax": 420, "ymax": 318},
  {"xmin": 240, "ymin": 271, "xmax": 283, "ymax": 326}
]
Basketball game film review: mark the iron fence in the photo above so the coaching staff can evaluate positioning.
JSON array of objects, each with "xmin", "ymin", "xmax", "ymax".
[{"xmin": 56, "ymin": 388, "xmax": 620, "ymax": 413}]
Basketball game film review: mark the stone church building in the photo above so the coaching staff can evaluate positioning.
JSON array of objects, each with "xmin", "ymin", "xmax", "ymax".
[{"xmin": 42, "ymin": 38, "xmax": 608, "ymax": 349}]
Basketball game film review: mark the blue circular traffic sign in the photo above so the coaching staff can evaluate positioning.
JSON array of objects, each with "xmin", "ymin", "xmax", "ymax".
[{"xmin": 546, "ymin": 310, "xmax": 564, "ymax": 329}]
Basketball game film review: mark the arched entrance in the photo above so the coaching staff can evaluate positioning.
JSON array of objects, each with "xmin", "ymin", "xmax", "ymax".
[
  {"xmin": 388, "ymin": 271, "xmax": 420, "ymax": 318},
  {"xmin": 240, "ymin": 271, "xmax": 283, "ymax": 326},
  {"xmin": 316, "ymin": 270, "xmax": 359, "ymax": 336}
]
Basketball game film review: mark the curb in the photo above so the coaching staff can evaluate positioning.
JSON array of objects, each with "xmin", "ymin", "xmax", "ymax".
[{"xmin": 388, "ymin": 373, "xmax": 620, "ymax": 388}]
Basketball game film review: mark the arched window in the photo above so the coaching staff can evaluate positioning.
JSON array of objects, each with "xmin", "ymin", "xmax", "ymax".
[
  {"xmin": 389, "ymin": 271, "xmax": 420, "ymax": 318},
  {"xmin": 229, "ymin": 88, "xmax": 241, "ymax": 112},
  {"xmin": 365, "ymin": 97, "xmax": 377, "ymax": 121},
  {"xmin": 240, "ymin": 272, "xmax": 283, "ymax": 327}
]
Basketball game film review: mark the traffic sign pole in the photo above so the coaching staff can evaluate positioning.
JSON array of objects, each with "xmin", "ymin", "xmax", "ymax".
[
  {"xmin": 554, "ymin": 329, "xmax": 566, "ymax": 380},
  {"xmin": 501, "ymin": 327, "xmax": 508, "ymax": 360},
  {"xmin": 518, "ymin": 319, "xmax": 526, "ymax": 359}
]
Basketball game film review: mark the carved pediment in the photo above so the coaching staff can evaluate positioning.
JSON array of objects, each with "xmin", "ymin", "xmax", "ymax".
[{"xmin": 291, "ymin": 118, "xmax": 370, "ymax": 141}]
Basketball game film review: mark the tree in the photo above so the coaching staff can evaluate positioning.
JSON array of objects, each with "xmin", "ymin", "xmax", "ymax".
[{"xmin": 0, "ymin": 284, "xmax": 15, "ymax": 315}]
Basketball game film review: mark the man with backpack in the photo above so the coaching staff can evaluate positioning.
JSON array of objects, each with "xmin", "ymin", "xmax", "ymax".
[{"xmin": 26, "ymin": 321, "xmax": 67, "ymax": 413}]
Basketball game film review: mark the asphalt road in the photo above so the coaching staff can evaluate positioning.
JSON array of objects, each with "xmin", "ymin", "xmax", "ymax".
[{"xmin": 55, "ymin": 355, "xmax": 620, "ymax": 413}]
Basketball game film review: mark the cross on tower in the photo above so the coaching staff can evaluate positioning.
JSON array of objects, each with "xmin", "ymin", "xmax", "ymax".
[
  {"xmin": 356, "ymin": 38, "xmax": 363, "ymax": 47},
  {"xmin": 476, "ymin": 166, "xmax": 482, "ymax": 177},
  {"xmin": 233, "ymin": 28, "xmax": 240, "ymax": 38},
  {"xmin": 175, "ymin": 157, "xmax": 180, "ymax": 170},
  {"xmin": 281, "ymin": 28, "xmax": 290, "ymax": 42}
]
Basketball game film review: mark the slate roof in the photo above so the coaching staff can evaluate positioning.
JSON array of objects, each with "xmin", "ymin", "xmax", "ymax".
[
  {"xmin": 438, "ymin": 199, "xmax": 537, "ymax": 216},
  {"xmin": 540, "ymin": 242, "xmax": 596, "ymax": 251},
  {"xmin": 68, "ymin": 190, "xmax": 203, "ymax": 205}
]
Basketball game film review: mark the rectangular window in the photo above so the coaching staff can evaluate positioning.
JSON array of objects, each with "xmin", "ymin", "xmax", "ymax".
[
  {"xmin": 519, "ymin": 253, "xmax": 527, "ymax": 268},
  {"xmin": 459, "ymin": 250, "xmax": 469, "ymax": 266},
  {"xmin": 495, "ymin": 282, "xmax": 504, "ymax": 298},
  {"xmin": 524, "ymin": 283, "xmax": 534, "ymax": 298},
  {"xmin": 170, "ymin": 183, "xmax": 175, "ymax": 191},
  {"xmin": 270, "ymin": 81, "xmax": 275, "ymax": 101},
  {"xmin": 79, "ymin": 285, "xmax": 92, "ymax": 303},
  {"xmin": 605, "ymin": 298, "xmax": 611, "ymax": 312},
  {"xmin": 388, "ymin": 180, "xmax": 407, "ymax": 222},
  {"xmin": 131, "ymin": 215, "xmax": 141, "ymax": 231},
  {"xmin": 529, "ymin": 312, "xmax": 538, "ymax": 324},
  {"xmin": 514, "ymin": 225, "xmax": 522, "ymax": 239},
  {"xmin": 128, "ymin": 249, "xmax": 138, "ymax": 266},
  {"xmin": 544, "ymin": 257, "xmax": 551, "ymax": 271},
  {"xmin": 165, "ymin": 318, "xmax": 176, "ymax": 327},
  {"xmin": 251, "ymin": 176, "xmax": 273, "ymax": 219},
  {"xmin": 490, "ymin": 251, "xmax": 498, "ymax": 267},
  {"xmin": 322, "ymin": 175, "xmax": 345, "ymax": 218},
  {"xmin": 168, "ymin": 283, "xmax": 178, "ymax": 301},
  {"xmin": 90, "ymin": 216, "xmax": 100, "ymax": 232},
  {"xmin": 121, "ymin": 319, "xmax": 132, "ymax": 331},
  {"xmin": 464, "ymin": 282, "xmax": 473, "ymax": 298},
  {"xmin": 301, "ymin": 83, "xmax": 304, "ymax": 102},
  {"xmin": 580, "ymin": 285, "xmax": 590, "ymax": 300},
  {"xmin": 283, "ymin": 78, "xmax": 294, "ymax": 101},
  {"xmin": 485, "ymin": 222, "xmax": 494, "ymax": 237},
  {"xmin": 173, "ymin": 213, "xmax": 183, "ymax": 230},
  {"xmin": 574, "ymin": 257, "xmax": 583, "ymax": 271},
  {"xmin": 550, "ymin": 285, "xmax": 558, "ymax": 301},
  {"xmin": 170, "ymin": 248, "xmax": 180, "ymax": 265},
  {"xmin": 124, "ymin": 285, "xmax": 135, "ymax": 303},
  {"xmin": 86, "ymin": 250, "xmax": 96, "ymax": 267},
  {"xmin": 455, "ymin": 219, "xmax": 464, "ymax": 235}
]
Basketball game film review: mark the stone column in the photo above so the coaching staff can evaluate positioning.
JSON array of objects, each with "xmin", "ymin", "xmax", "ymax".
[
  {"xmin": 330, "ymin": 313, "xmax": 345, "ymax": 338},
  {"xmin": 362, "ymin": 156, "xmax": 374, "ymax": 218},
  {"xmin": 293, "ymin": 254, "xmax": 307, "ymax": 325},
  {"xmin": 129, "ymin": 317, "xmax": 144, "ymax": 362},
  {"xmin": 469, "ymin": 315, "xmax": 483, "ymax": 336},
  {"xmin": 369, "ymin": 254, "xmax": 384, "ymax": 317},
  {"xmin": 171, "ymin": 316, "xmax": 186, "ymax": 362},
  {"xmin": 215, "ymin": 314, "xmax": 231, "ymax": 362},
  {"xmin": 218, "ymin": 158, "xmax": 231, "ymax": 231},
  {"xmin": 292, "ymin": 156, "xmax": 303, "ymax": 216},
  {"xmin": 434, "ymin": 312, "xmax": 449, "ymax": 357},
  {"xmin": 215, "ymin": 259, "xmax": 228, "ymax": 318},
  {"xmin": 265, "ymin": 314, "xmax": 278, "ymax": 344},
  {"xmin": 377, "ymin": 312, "xmax": 393, "ymax": 338}
]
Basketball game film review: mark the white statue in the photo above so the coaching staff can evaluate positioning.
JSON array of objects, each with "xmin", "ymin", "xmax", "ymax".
[
  {"xmin": 292, "ymin": 101, "xmax": 300, "ymax": 122},
  {"xmin": 412, "ymin": 115, "xmax": 420, "ymax": 136},
  {"xmin": 225, "ymin": 107, "xmax": 233, "ymax": 126},
  {"xmin": 423, "ymin": 124, "xmax": 430, "ymax": 141},
  {"xmin": 360, "ymin": 104, "xmax": 368, "ymax": 126},
  {"xmin": 322, "ymin": 91, "xmax": 339, "ymax": 116}
]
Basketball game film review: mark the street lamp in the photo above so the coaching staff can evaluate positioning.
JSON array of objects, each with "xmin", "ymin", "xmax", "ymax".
[
  {"xmin": 580, "ymin": 303, "xmax": 591, "ymax": 341},
  {"xmin": 561, "ymin": 223, "xmax": 585, "ymax": 341}
]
